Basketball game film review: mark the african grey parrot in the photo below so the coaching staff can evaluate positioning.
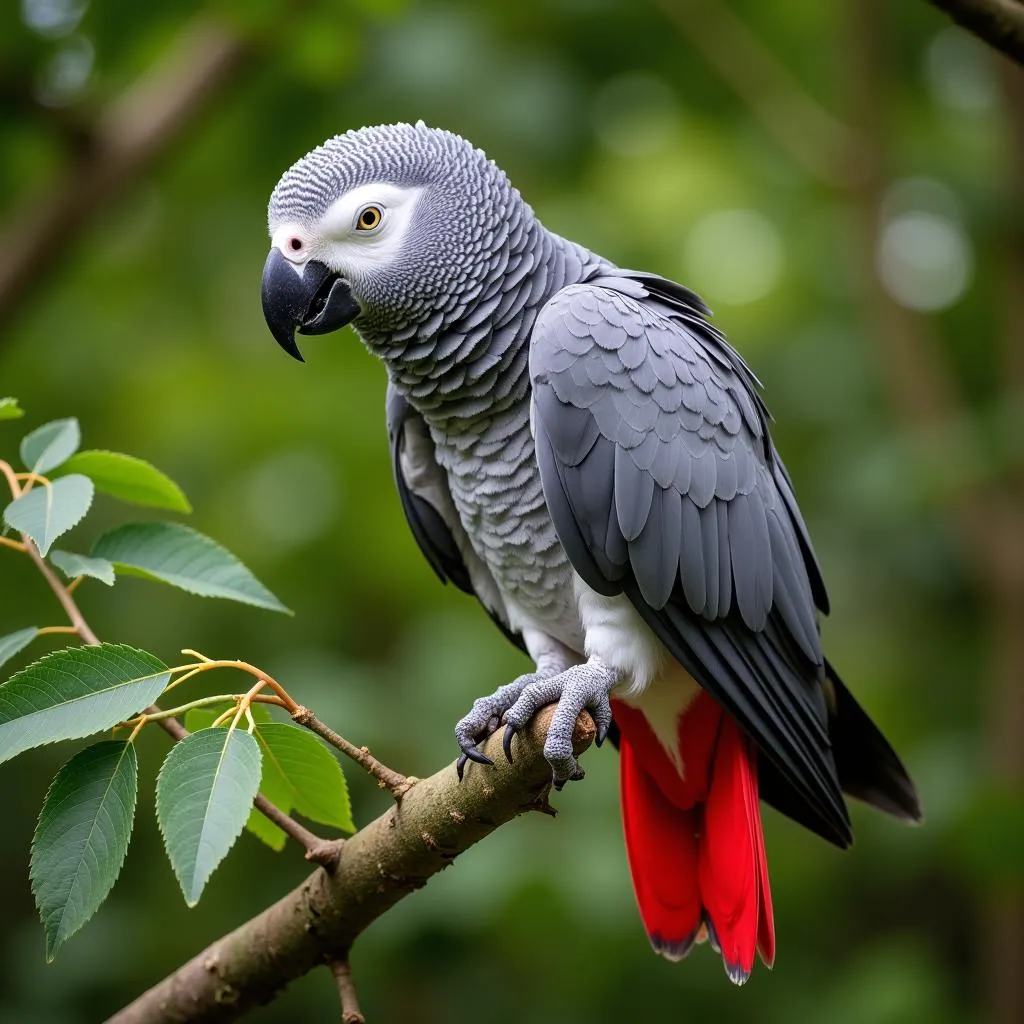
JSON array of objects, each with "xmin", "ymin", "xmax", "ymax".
[{"xmin": 260, "ymin": 123, "xmax": 921, "ymax": 983}]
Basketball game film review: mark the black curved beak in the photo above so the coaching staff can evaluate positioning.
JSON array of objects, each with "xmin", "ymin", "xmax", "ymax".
[{"xmin": 261, "ymin": 248, "xmax": 361, "ymax": 362}]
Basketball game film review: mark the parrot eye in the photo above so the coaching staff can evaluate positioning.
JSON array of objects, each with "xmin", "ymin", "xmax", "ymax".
[
  {"xmin": 356, "ymin": 205, "xmax": 383, "ymax": 231},
  {"xmin": 288, "ymin": 237, "xmax": 303, "ymax": 252}
]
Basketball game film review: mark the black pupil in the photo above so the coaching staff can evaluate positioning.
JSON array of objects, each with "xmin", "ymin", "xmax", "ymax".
[
  {"xmin": 362, "ymin": 210, "xmax": 377, "ymax": 227},
  {"xmin": 289, "ymin": 238, "xmax": 302, "ymax": 251}
]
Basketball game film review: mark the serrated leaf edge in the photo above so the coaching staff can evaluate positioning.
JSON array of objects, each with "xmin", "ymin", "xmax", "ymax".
[
  {"xmin": 156, "ymin": 729, "xmax": 262, "ymax": 906},
  {"xmin": 255, "ymin": 725, "xmax": 354, "ymax": 832},
  {"xmin": 93, "ymin": 522, "xmax": 291, "ymax": 614},
  {"xmin": 60, "ymin": 450, "xmax": 192, "ymax": 514},
  {"xmin": 21, "ymin": 418, "xmax": 80, "ymax": 474},
  {"xmin": 2, "ymin": 475, "xmax": 94, "ymax": 557},
  {"xmin": 0, "ymin": 644, "xmax": 170, "ymax": 761},
  {"xmin": 30, "ymin": 741, "xmax": 138, "ymax": 961}
]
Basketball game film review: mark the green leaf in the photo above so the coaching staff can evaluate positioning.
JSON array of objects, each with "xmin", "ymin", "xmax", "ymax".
[
  {"xmin": 50, "ymin": 550, "xmax": 116, "ymax": 586},
  {"xmin": 57, "ymin": 451, "xmax": 191, "ymax": 514},
  {"xmin": 3, "ymin": 475, "xmax": 94, "ymax": 556},
  {"xmin": 0, "ymin": 627, "xmax": 38, "ymax": 671},
  {"xmin": 0, "ymin": 397, "xmax": 24, "ymax": 421},
  {"xmin": 91, "ymin": 522, "xmax": 291, "ymax": 614},
  {"xmin": 156, "ymin": 728, "xmax": 262, "ymax": 905},
  {"xmin": 243, "ymin": 761, "xmax": 292, "ymax": 851},
  {"xmin": 20, "ymin": 418, "xmax": 80, "ymax": 474},
  {"xmin": 257, "ymin": 723, "xmax": 354, "ymax": 832},
  {"xmin": 182, "ymin": 706, "xmax": 285, "ymax": 850},
  {"xmin": 0, "ymin": 644, "xmax": 169, "ymax": 764},
  {"xmin": 30, "ymin": 741, "xmax": 138, "ymax": 961}
]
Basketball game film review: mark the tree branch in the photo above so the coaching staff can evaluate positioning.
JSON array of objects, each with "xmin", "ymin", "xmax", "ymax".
[
  {"xmin": 105, "ymin": 705, "xmax": 596, "ymax": 1024},
  {"xmin": 0, "ymin": 14, "xmax": 251, "ymax": 330},
  {"xmin": 928, "ymin": 0, "xmax": 1024, "ymax": 66}
]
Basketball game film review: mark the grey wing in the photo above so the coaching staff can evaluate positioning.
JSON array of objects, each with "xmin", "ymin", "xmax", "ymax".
[
  {"xmin": 530, "ymin": 278, "xmax": 851, "ymax": 846},
  {"xmin": 386, "ymin": 385, "xmax": 526, "ymax": 653}
]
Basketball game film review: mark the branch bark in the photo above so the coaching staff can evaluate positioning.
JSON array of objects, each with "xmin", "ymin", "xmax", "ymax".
[
  {"xmin": 0, "ymin": 14, "xmax": 251, "ymax": 330},
  {"xmin": 928, "ymin": 0, "xmax": 1024, "ymax": 66},
  {"xmin": 106, "ymin": 706, "xmax": 596, "ymax": 1024}
]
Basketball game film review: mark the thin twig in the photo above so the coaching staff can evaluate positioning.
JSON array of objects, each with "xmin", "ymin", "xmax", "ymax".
[
  {"xmin": 329, "ymin": 958, "xmax": 366, "ymax": 1024},
  {"xmin": 292, "ymin": 705, "xmax": 415, "ymax": 800},
  {"xmin": 254, "ymin": 794, "xmax": 342, "ymax": 868},
  {"xmin": 24, "ymin": 539, "xmax": 100, "ymax": 644}
]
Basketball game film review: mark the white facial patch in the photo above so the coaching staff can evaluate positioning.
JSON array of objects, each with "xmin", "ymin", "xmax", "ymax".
[{"xmin": 314, "ymin": 183, "xmax": 424, "ymax": 278}]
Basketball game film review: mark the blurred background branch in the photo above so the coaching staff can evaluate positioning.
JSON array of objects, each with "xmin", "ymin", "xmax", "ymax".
[
  {"xmin": 652, "ymin": 0, "xmax": 866, "ymax": 187},
  {"xmin": 0, "ymin": 14, "xmax": 250, "ymax": 332}
]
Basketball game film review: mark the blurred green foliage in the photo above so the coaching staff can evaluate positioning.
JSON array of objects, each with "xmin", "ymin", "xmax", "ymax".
[{"xmin": 1, "ymin": 1, "xmax": 1020, "ymax": 1022}]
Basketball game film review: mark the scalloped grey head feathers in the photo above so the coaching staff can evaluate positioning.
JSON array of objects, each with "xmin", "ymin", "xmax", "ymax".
[{"xmin": 267, "ymin": 123, "xmax": 533, "ymax": 335}]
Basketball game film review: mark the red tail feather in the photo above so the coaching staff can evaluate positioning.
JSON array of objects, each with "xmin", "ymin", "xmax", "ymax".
[
  {"xmin": 619, "ymin": 737, "xmax": 702, "ymax": 958},
  {"xmin": 613, "ymin": 693, "xmax": 775, "ymax": 983}
]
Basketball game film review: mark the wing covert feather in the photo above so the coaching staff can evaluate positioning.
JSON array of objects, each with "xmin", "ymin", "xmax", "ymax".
[{"xmin": 530, "ymin": 277, "xmax": 851, "ymax": 845}]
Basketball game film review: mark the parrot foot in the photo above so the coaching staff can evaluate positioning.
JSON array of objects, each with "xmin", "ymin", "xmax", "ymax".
[
  {"xmin": 501, "ymin": 659, "xmax": 619, "ymax": 789},
  {"xmin": 455, "ymin": 674, "xmax": 545, "ymax": 780}
]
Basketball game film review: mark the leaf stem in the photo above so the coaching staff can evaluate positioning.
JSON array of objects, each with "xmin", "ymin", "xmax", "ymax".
[
  {"xmin": 15, "ymin": 471, "xmax": 49, "ymax": 485},
  {"xmin": 179, "ymin": 647, "xmax": 214, "ymax": 663},
  {"xmin": 36, "ymin": 625, "xmax": 79, "ymax": 636},
  {"xmin": 229, "ymin": 679, "xmax": 268, "ymax": 732},
  {"xmin": 0, "ymin": 459, "xmax": 21, "ymax": 498},
  {"xmin": 126, "ymin": 717, "xmax": 148, "ymax": 744},
  {"xmin": 124, "ymin": 692, "xmax": 288, "ymax": 729},
  {"xmin": 292, "ymin": 706, "xmax": 414, "ymax": 800},
  {"xmin": 162, "ymin": 659, "xmax": 300, "ymax": 711},
  {"xmin": 0, "ymin": 536, "xmax": 26, "ymax": 552}
]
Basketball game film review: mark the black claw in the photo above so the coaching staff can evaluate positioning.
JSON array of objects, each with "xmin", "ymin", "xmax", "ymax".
[
  {"xmin": 502, "ymin": 723, "xmax": 517, "ymax": 764},
  {"xmin": 552, "ymin": 776, "xmax": 567, "ymax": 792},
  {"xmin": 456, "ymin": 753, "xmax": 468, "ymax": 781},
  {"xmin": 596, "ymin": 722, "xmax": 609, "ymax": 747},
  {"xmin": 460, "ymin": 746, "xmax": 494, "ymax": 768}
]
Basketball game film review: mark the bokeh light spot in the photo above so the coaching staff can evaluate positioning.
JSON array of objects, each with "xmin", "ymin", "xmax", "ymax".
[
  {"xmin": 925, "ymin": 28, "xmax": 997, "ymax": 113},
  {"xmin": 21, "ymin": 0, "xmax": 87, "ymax": 37},
  {"xmin": 684, "ymin": 209, "xmax": 784, "ymax": 306},
  {"xmin": 877, "ymin": 212, "xmax": 972, "ymax": 312}
]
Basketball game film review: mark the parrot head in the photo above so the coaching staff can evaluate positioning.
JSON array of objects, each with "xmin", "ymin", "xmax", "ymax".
[{"xmin": 261, "ymin": 122, "xmax": 519, "ymax": 360}]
